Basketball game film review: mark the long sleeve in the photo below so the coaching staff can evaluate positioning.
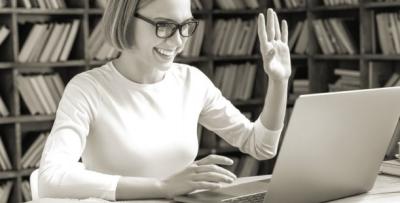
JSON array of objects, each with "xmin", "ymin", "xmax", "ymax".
[
  {"xmin": 38, "ymin": 74, "xmax": 120, "ymax": 201},
  {"xmin": 198, "ymin": 72, "xmax": 282, "ymax": 160}
]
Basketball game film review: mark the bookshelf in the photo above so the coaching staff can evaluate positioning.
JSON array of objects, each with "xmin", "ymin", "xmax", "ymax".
[{"xmin": 0, "ymin": 0, "xmax": 399, "ymax": 202}]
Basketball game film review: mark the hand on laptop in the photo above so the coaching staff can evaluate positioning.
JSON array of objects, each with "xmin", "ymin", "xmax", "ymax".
[
  {"xmin": 258, "ymin": 8, "xmax": 291, "ymax": 83},
  {"xmin": 160, "ymin": 155, "xmax": 237, "ymax": 199}
]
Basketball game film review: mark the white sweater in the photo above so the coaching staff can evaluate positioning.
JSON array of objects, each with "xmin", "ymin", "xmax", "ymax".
[{"xmin": 38, "ymin": 62, "xmax": 282, "ymax": 201}]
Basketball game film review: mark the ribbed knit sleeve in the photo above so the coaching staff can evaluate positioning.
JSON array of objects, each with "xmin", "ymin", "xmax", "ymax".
[{"xmin": 38, "ymin": 73, "xmax": 121, "ymax": 201}]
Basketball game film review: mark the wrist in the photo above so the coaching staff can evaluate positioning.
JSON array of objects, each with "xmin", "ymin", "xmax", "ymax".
[
  {"xmin": 159, "ymin": 180, "xmax": 172, "ymax": 199},
  {"xmin": 268, "ymin": 78, "xmax": 289, "ymax": 86}
]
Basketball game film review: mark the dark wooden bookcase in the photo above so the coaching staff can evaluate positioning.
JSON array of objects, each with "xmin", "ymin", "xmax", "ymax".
[{"xmin": 0, "ymin": 0, "xmax": 399, "ymax": 202}]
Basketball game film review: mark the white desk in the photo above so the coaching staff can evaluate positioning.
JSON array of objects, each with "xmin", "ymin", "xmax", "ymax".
[{"xmin": 28, "ymin": 174, "xmax": 400, "ymax": 203}]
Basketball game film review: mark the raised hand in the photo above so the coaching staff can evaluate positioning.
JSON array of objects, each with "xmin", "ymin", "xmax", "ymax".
[
  {"xmin": 258, "ymin": 9, "xmax": 291, "ymax": 82},
  {"xmin": 160, "ymin": 154, "xmax": 237, "ymax": 198}
]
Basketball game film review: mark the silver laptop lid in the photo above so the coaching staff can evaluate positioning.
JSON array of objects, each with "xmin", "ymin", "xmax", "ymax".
[{"xmin": 265, "ymin": 87, "xmax": 400, "ymax": 203}]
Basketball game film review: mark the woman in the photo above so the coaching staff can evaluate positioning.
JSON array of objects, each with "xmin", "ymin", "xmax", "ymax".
[{"xmin": 38, "ymin": 0, "xmax": 291, "ymax": 201}]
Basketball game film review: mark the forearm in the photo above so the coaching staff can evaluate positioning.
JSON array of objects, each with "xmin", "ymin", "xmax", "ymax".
[
  {"xmin": 116, "ymin": 176, "xmax": 166, "ymax": 200},
  {"xmin": 259, "ymin": 78, "xmax": 289, "ymax": 130}
]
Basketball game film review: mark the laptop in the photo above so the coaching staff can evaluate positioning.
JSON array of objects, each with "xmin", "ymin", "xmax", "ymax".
[{"xmin": 174, "ymin": 87, "xmax": 400, "ymax": 203}]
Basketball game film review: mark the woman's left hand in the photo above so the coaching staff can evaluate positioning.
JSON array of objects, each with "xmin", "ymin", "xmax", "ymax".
[{"xmin": 258, "ymin": 9, "xmax": 291, "ymax": 82}]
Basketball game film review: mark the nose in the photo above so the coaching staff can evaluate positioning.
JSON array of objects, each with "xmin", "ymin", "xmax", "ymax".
[{"xmin": 166, "ymin": 29, "xmax": 184, "ymax": 47}]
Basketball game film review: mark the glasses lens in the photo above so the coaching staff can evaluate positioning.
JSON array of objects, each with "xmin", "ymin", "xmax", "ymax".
[
  {"xmin": 180, "ymin": 21, "xmax": 198, "ymax": 37},
  {"xmin": 156, "ymin": 23, "xmax": 176, "ymax": 38}
]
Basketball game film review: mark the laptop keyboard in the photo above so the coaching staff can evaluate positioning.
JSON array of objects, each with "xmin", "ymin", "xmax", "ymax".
[{"xmin": 222, "ymin": 192, "xmax": 266, "ymax": 203}]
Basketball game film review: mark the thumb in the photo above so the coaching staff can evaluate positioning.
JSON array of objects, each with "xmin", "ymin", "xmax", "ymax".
[{"xmin": 195, "ymin": 155, "xmax": 234, "ymax": 166}]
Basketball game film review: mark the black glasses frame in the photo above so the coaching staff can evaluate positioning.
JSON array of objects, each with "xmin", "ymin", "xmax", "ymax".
[{"xmin": 134, "ymin": 13, "xmax": 199, "ymax": 39}]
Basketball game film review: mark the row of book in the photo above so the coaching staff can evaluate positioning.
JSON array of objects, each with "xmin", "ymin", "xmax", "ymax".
[
  {"xmin": 0, "ymin": 136, "xmax": 11, "ymax": 171},
  {"xmin": 312, "ymin": 18, "xmax": 357, "ymax": 55},
  {"xmin": 19, "ymin": 20, "xmax": 80, "ymax": 63},
  {"xmin": 292, "ymin": 79, "xmax": 310, "ymax": 95},
  {"xmin": 89, "ymin": 19, "xmax": 119, "ymax": 61},
  {"xmin": 376, "ymin": 12, "xmax": 400, "ymax": 55},
  {"xmin": 180, "ymin": 20, "xmax": 205, "ymax": 57},
  {"xmin": 21, "ymin": 180, "xmax": 32, "ymax": 202},
  {"xmin": 329, "ymin": 69, "xmax": 361, "ymax": 92},
  {"xmin": 208, "ymin": 18, "xmax": 257, "ymax": 56},
  {"xmin": 215, "ymin": 0, "xmax": 260, "ymax": 10},
  {"xmin": 322, "ymin": 0, "xmax": 359, "ymax": 6},
  {"xmin": 0, "ymin": 96, "xmax": 9, "ymax": 117},
  {"xmin": 213, "ymin": 63, "xmax": 257, "ymax": 100},
  {"xmin": 384, "ymin": 72, "xmax": 400, "ymax": 87},
  {"xmin": 272, "ymin": 0, "xmax": 305, "ymax": 9},
  {"xmin": 289, "ymin": 20, "xmax": 309, "ymax": 54},
  {"xmin": 17, "ymin": 73, "xmax": 65, "ymax": 115},
  {"xmin": 0, "ymin": 181, "xmax": 13, "ymax": 203},
  {"xmin": 20, "ymin": 0, "xmax": 68, "ymax": 9},
  {"xmin": 21, "ymin": 132, "xmax": 48, "ymax": 169}
]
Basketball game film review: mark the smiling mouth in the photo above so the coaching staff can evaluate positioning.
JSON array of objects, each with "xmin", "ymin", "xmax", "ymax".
[{"xmin": 154, "ymin": 47, "xmax": 176, "ymax": 57}]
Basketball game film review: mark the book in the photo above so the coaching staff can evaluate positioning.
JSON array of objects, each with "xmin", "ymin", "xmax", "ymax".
[
  {"xmin": 386, "ymin": 119, "xmax": 400, "ymax": 159},
  {"xmin": 0, "ymin": 25, "xmax": 10, "ymax": 47},
  {"xmin": 0, "ymin": 181, "xmax": 13, "ymax": 203},
  {"xmin": 0, "ymin": 136, "xmax": 12, "ymax": 170},
  {"xmin": 59, "ymin": 19, "xmax": 80, "ymax": 61},
  {"xmin": 380, "ymin": 159, "xmax": 400, "ymax": 176},
  {"xmin": 0, "ymin": 96, "xmax": 9, "ymax": 117},
  {"xmin": 18, "ymin": 24, "xmax": 47, "ymax": 62}
]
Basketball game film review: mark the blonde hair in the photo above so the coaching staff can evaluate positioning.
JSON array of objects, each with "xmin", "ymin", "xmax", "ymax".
[{"xmin": 103, "ymin": 0, "xmax": 154, "ymax": 50}]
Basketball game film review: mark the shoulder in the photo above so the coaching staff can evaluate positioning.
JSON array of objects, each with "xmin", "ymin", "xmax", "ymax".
[
  {"xmin": 171, "ymin": 62, "xmax": 210, "ymax": 82},
  {"xmin": 67, "ymin": 63, "xmax": 111, "ymax": 89}
]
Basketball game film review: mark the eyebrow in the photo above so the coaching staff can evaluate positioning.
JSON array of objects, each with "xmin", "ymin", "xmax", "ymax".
[{"xmin": 153, "ymin": 17, "xmax": 196, "ymax": 24}]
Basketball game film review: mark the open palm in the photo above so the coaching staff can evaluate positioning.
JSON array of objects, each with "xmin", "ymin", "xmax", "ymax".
[{"xmin": 258, "ymin": 9, "xmax": 291, "ymax": 82}]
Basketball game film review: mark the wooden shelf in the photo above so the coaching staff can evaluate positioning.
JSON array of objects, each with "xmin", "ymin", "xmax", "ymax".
[
  {"xmin": 311, "ymin": 5, "xmax": 359, "ymax": 12},
  {"xmin": 213, "ymin": 55, "xmax": 261, "ymax": 62},
  {"xmin": 275, "ymin": 7, "xmax": 306, "ymax": 13},
  {"xmin": 313, "ymin": 54, "xmax": 361, "ymax": 60},
  {"xmin": 0, "ymin": 115, "xmax": 55, "ymax": 124},
  {"xmin": 364, "ymin": 54, "xmax": 400, "ymax": 61},
  {"xmin": 15, "ymin": 8, "xmax": 85, "ymax": 14},
  {"xmin": 19, "ymin": 168, "xmax": 36, "ymax": 177},
  {"xmin": 175, "ymin": 56, "xmax": 210, "ymax": 63},
  {"xmin": 212, "ymin": 9, "xmax": 263, "ymax": 15},
  {"xmin": 88, "ymin": 8, "xmax": 103, "ymax": 15},
  {"xmin": 0, "ymin": 171, "xmax": 18, "ymax": 180},
  {"xmin": 364, "ymin": 2, "xmax": 400, "ymax": 9},
  {"xmin": 0, "ymin": 8, "xmax": 13, "ymax": 13},
  {"xmin": 0, "ymin": 62, "xmax": 13, "ymax": 69},
  {"xmin": 15, "ymin": 60, "xmax": 86, "ymax": 68}
]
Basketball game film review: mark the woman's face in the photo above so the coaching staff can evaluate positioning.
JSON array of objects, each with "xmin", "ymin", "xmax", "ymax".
[{"xmin": 128, "ymin": 0, "xmax": 192, "ymax": 71}]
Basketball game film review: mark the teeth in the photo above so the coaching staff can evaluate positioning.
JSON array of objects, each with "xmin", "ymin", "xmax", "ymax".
[{"xmin": 156, "ymin": 48, "xmax": 175, "ymax": 56}]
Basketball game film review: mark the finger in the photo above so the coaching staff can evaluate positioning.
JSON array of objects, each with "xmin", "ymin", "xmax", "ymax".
[
  {"xmin": 257, "ymin": 13, "xmax": 268, "ymax": 51},
  {"xmin": 192, "ymin": 172, "xmax": 234, "ymax": 183},
  {"xmin": 195, "ymin": 164, "xmax": 237, "ymax": 180},
  {"xmin": 282, "ymin": 20, "xmax": 288, "ymax": 44},
  {"xmin": 196, "ymin": 154, "xmax": 234, "ymax": 166},
  {"xmin": 273, "ymin": 12, "xmax": 281, "ymax": 41},
  {"xmin": 266, "ymin": 8, "xmax": 274, "ymax": 41},
  {"xmin": 190, "ymin": 181, "xmax": 221, "ymax": 191}
]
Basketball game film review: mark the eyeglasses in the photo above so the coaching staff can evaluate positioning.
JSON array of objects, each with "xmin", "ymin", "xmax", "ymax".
[{"xmin": 134, "ymin": 13, "xmax": 199, "ymax": 39}]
